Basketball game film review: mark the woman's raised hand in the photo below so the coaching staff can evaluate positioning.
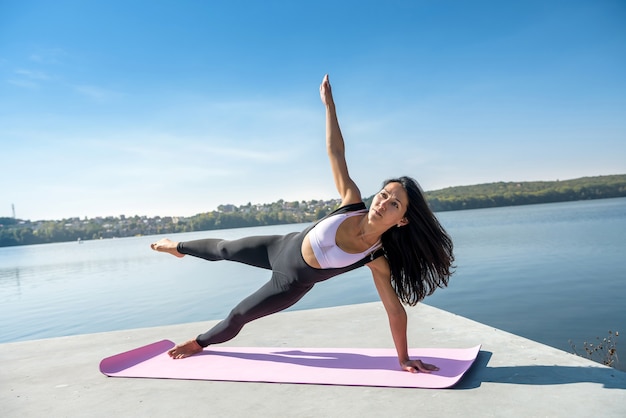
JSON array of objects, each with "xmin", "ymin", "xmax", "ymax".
[{"xmin": 319, "ymin": 74, "xmax": 334, "ymax": 106}]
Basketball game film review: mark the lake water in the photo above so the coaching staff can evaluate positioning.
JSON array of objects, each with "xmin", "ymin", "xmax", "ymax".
[{"xmin": 1, "ymin": 198, "xmax": 625, "ymax": 369}]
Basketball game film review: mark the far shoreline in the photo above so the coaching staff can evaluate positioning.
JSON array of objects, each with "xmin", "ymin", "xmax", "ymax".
[{"xmin": 1, "ymin": 175, "xmax": 625, "ymax": 248}]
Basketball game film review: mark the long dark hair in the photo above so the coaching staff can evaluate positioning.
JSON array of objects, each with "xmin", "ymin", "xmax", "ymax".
[{"xmin": 380, "ymin": 176, "xmax": 454, "ymax": 305}]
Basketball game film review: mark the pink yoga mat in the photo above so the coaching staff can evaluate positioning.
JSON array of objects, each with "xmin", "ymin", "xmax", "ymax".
[{"xmin": 100, "ymin": 340, "xmax": 481, "ymax": 389}]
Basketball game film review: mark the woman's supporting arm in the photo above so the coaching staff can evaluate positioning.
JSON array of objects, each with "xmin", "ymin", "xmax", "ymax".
[{"xmin": 368, "ymin": 257, "xmax": 439, "ymax": 373}]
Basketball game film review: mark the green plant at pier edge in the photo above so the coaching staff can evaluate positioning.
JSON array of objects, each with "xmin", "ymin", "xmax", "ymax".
[{"xmin": 569, "ymin": 330, "xmax": 620, "ymax": 369}]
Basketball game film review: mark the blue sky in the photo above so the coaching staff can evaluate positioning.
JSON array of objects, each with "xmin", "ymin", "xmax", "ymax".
[{"xmin": 1, "ymin": 0, "xmax": 624, "ymax": 221}]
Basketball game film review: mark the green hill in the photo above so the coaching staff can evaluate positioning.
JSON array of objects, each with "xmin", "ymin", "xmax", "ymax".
[{"xmin": 422, "ymin": 174, "xmax": 626, "ymax": 212}]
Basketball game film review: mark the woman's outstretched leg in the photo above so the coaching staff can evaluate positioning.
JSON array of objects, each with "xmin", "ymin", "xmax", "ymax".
[
  {"xmin": 167, "ymin": 273, "xmax": 313, "ymax": 359},
  {"xmin": 157, "ymin": 235, "xmax": 284, "ymax": 269}
]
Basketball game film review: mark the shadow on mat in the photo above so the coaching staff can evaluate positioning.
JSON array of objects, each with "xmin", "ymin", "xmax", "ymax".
[
  {"xmin": 202, "ymin": 349, "xmax": 476, "ymax": 379},
  {"xmin": 454, "ymin": 351, "xmax": 626, "ymax": 390}
]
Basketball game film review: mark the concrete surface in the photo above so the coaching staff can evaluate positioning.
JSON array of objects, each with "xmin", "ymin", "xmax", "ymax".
[{"xmin": 2, "ymin": 302, "xmax": 625, "ymax": 417}]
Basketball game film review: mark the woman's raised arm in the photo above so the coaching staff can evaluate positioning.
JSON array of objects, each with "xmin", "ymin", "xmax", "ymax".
[{"xmin": 319, "ymin": 74, "xmax": 361, "ymax": 206}]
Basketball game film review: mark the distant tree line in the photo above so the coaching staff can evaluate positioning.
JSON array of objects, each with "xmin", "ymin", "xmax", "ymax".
[
  {"xmin": 423, "ymin": 174, "xmax": 626, "ymax": 211},
  {"xmin": 1, "ymin": 175, "xmax": 625, "ymax": 247},
  {"xmin": 0, "ymin": 200, "xmax": 336, "ymax": 247}
]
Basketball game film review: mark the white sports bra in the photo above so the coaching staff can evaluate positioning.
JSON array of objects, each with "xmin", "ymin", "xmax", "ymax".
[{"xmin": 308, "ymin": 210, "xmax": 381, "ymax": 269}]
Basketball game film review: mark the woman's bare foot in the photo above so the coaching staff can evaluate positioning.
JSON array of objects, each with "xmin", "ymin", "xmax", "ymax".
[
  {"xmin": 167, "ymin": 339, "xmax": 204, "ymax": 359},
  {"xmin": 150, "ymin": 238, "xmax": 185, "ymax": 258}
]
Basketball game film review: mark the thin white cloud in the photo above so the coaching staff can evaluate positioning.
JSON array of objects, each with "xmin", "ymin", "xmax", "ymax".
[
  {"xmin": 6, "ymin": 68, "xmax": 52, "ymax": 89},
  {"xmin": 14, "ymin": 69, "xmax": 51, "ymax": 80},
  {"xmin": 86, "ymin": 130, "xmax": 296, "ymax": 164},
  {"xmin": 4, "ymin": 49, "xmax": 68, "ymax": 89},
  {"xmin": 197, "ymin": 144, "xmax": 292, "ymax": 163},
  {"xmin": 6, "ymin": 78, "xmax": 39, "ymax": 89},
  {"xmin": 73, "ymin": 84, "xmax": 124, "ymax": 102},
  {"xmin": 28, "ymin": 48, "xmax": 67, "ymax": 64}
]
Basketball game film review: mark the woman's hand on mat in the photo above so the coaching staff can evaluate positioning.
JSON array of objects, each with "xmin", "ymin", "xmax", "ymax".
[
  {"xmin": 167, "ymin": 339, "xmax": 203, "ymax": 359},
  {"xmin": 401, "ymin": 359, "xmax": 439, "ymax": 374}
]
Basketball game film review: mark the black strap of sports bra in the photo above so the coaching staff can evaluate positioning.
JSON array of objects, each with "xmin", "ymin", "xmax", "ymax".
[
  {"xmin": 325, "ymin": 202, "xmax": 367, "ymax": 218},
  {"xmin": 368, "ymin": 247, "xmax": 385, "ymax": 262}
]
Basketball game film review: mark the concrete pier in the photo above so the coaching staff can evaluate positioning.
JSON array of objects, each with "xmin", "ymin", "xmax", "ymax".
[{"xmin": 2, "ymin": 302, "xmax": 625, "ymax": 417}]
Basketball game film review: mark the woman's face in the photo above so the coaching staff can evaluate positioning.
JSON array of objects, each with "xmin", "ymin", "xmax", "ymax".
[{"xmin": 369, "ymin": 182, "xmax": 409, "ymax": 229}]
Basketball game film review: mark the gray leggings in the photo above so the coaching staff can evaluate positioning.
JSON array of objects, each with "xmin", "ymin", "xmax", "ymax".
[
  {"xmin": 178, "ymin": 203, "xmax": 380, "ymax": 347},
  {"xmin": 178, "ymin": 230, "xmax": 380, "ymax": 345},
  {"xmin": 178, "ymin": 233, "xmax": 316, "ymax": 346}
]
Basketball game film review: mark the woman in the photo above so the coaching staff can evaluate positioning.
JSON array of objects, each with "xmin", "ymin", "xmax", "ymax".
[{"xmin": 151, "ymin": 74, "xmax": 454, "ymax": 373}]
